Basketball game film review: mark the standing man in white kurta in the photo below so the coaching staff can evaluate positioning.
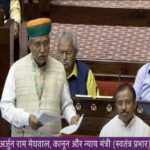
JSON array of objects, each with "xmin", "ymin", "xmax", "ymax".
[
  {"xmin": 99, "ymin": 83, "xmax": 150, "ymax": 137},
  {"xmin": 0, "ymin": 18, "xmax": 79, "ymax": 137}
]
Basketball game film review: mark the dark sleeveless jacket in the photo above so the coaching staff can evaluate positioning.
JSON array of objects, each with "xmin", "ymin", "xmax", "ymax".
[{"xmin": 68, "ymin": 60, "xmax": 89, "ymax": 97}]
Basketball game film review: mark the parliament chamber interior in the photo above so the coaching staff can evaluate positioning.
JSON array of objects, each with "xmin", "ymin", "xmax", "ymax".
[{"xmin": 0, "ymin": 0, "xmax": 150, "ymax": 136}]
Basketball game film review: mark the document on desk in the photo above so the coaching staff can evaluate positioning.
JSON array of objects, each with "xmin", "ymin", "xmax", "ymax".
[
  {"xmin": 75, "ymin": 94, "xmax": 92, "ymax": 98},
  {"xmin": 96, "ymin": 95, "xmax": 113, "ymax": 99},
  {"xmin": 60, "ymin": 114, "xmax": 84, "ymax": 134},
  {"xmin": 35, "ymin": 112, "xmax": 63, "ymax": 125}
]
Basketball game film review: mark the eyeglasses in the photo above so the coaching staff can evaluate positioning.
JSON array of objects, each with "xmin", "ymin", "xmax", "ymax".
[
  {"xmin": 31, "ymin": 40, "xmax": 50, "ymax": 48},
  {"xmin": 115, "ymin": 100, "xmax": 133, "ymax": 107},
  {"xmin": 58, "ymin": 47, "xmax": 76, "ymax": 55},
  {"xmin": 59, "ymin": 51, "xmax": 73, "ymax": 55}
]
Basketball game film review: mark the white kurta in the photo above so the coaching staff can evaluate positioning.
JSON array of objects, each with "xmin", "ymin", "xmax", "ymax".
[
  {"xmin": 0, "ymin": 65, "xmax": 76, "ymax": 128},
  {"xmin": 100, "ymin": 115, "xmax": 150, "ymax": 137}
]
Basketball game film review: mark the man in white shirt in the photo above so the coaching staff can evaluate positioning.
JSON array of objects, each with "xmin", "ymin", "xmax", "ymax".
[
  {"xmin": 99, "ymin": 83, "xmax": 150, "ymax": 137},
  {"xmin": 0, "ymin": 18, "xmax": 79, "ymax": 137}
]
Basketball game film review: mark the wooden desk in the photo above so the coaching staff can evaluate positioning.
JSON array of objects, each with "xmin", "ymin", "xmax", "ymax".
[{"xmin": 62, "ymin": 97, "xmax": 150, "ymax": 136}]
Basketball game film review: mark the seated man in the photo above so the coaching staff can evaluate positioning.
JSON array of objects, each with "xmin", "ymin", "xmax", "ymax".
[
  {"xmin": 58, "ymin": 30, "xmax": 99, "ymax": 98},
  {"xmin": 0, "ymin": 0, "xmax": 21, "ymax": 35},
  {"xmin": 134, "ymin": 63, "xmax": 150, "ymax": 101},
  {"xmin": 99, "ymin": 83, "xmax": 150, "ymax": 137}
]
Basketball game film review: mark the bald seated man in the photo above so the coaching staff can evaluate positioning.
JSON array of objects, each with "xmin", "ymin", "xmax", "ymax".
[{"xmin": 58, "ymin": 31, "xmax": 99, "ymax": 98}]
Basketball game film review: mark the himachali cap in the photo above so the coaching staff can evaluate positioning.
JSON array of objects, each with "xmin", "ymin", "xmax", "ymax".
[{"xmin": 27, "ymin": 18, "xmax": 52, "ymax": 38}]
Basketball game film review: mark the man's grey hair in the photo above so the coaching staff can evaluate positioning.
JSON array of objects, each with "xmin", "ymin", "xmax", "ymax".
[{"xmin": 58, "ymin": 30, "xmax": 78, "ymax": 50}]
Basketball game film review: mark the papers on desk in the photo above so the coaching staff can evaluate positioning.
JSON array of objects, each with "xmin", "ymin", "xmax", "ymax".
[
  {"xmin": 75, "ymin": 94, "xmax": 113, "ymax": 99},
  {"xmin": 75, "ymin": 94, "xmax": 92, "ymax": 98},
  {"xmin": 35, "ymin": 112, "xmax": 63, "ymax": 125},
  {"xmin": 96, "ymin": 95, "xmax": 113, "ymax": 99},
  {"xmin": 60, "ymin": 114, "xmax": 84, "ymax": 134}
]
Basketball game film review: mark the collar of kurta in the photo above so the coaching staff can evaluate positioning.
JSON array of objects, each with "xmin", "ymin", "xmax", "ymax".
[
  {"xmin": 32, "ymin": 55, "xmax": 47, "ymax": 71},
  {"xmin": 117, "ymin": 114, "xmax": 135, "ymax": 128},
  {"xmin": 67, "ymin": 63, "xmax": 77, "ymax": 79}
]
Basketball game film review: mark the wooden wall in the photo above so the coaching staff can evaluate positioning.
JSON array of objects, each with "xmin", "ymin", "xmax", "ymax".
[
  {"xmin": 0, "ymin": 11, "xmax": 15, "ymax": 136},
  {"xmin": 20, "ymin": 0, "xmax": 150, "ymax": 27}
]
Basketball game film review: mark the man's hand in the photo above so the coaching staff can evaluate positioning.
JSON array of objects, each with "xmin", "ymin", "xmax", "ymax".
[
  {"xmin": 71, "ymin": 115, "xmax": 80, "ymax": 125},
  {"xmin": 29, "ymin": 114, "xmax": 43, "ymax": 130}
]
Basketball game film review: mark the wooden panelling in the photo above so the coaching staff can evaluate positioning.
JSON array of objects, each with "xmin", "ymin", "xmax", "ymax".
[
  {"xmin": 0, "ymin": 16, "xmax": 14, "ymax": 136},
  {"xmin": 20, "ymin": 1, "xmax": 150, "ymax": 27},
  {"xmin": 0, "ymin": 10, "xmax": 4, "ymax": 26},
  {"xmin": 50, "ymin": 5, "xmax": 150, "ymax": 27},
  {"xmin": 79, "ymin": 59, "xmax": 145, "ymax": 82},
  {"xmin": 62, "ymin": 97, "xmax": 150, "ymax": 136}
]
